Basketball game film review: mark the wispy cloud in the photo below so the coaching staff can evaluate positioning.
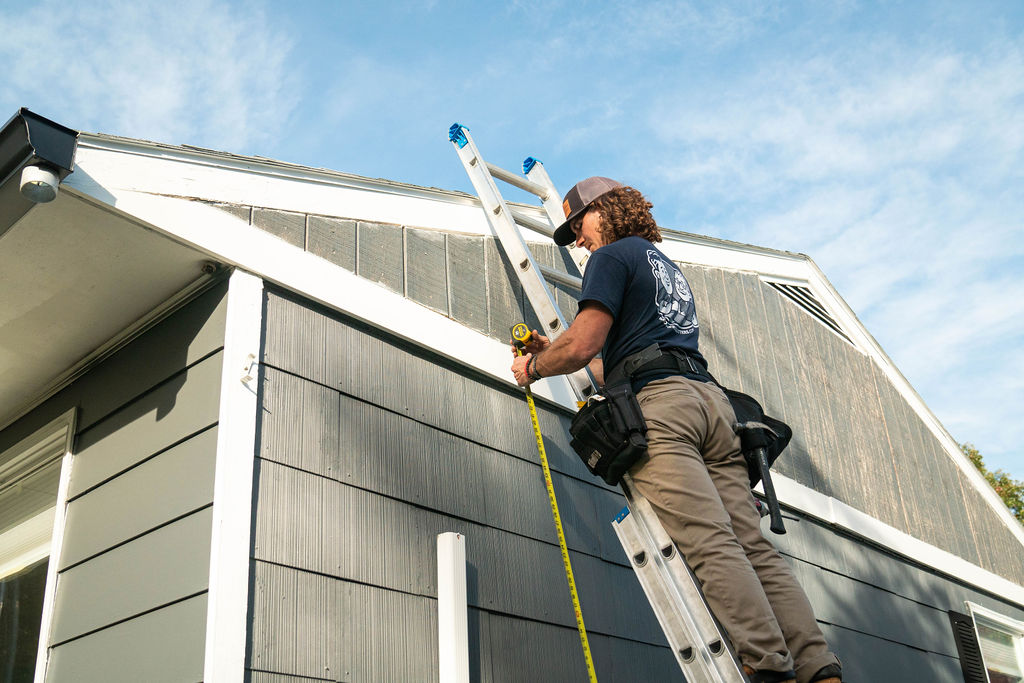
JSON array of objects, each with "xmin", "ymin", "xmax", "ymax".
[
  {"xmin": 0, "ymin": 0, "xmax": 297, "ymax": 152},
  {"xmin": 640, "ymin": 35, "xmax": 1024, "ymax": 473}
]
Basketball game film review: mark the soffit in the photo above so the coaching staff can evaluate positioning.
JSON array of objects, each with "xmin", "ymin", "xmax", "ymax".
[{"xmin": 0, "ymin": 191, "xmax": 212, "ymax": 426}]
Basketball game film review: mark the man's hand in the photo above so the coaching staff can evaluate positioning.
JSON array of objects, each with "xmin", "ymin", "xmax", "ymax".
[
  {"xmin": 511, "ymin": 353, "xmax": 533, "ymax": 386},
  {"xmin": 509, "ymin": 328, "xmax": 549, "ymax": 357}
]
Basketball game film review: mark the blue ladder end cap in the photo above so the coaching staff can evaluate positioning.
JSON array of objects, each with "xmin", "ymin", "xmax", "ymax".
[
  {"xmin": 523, "ymin": 157, "xmax": 540, "ymax": 174},
  {"xmin": 449, "ymin": 123, "xmax": 469, "ymax": 148},
  {"xmin": 614, "ymin": 506, "xmax": 631, "ymax": 523}
]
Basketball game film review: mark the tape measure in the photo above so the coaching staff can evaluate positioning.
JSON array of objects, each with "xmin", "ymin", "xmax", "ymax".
[
  {"xmin": 511, "ymin": 322, "xmax": 531, "ymax": 347},
  {"xmin": 510, "ymin": 324, "xmax": 598, "ymax": 683}
]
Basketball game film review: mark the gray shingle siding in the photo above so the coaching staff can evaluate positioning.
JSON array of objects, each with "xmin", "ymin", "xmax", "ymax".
[
  {"xmin": 252, "ymin": 288, "xmax": 1024, "ymax": 682},
  {"xmin": 223, "ymin": 200, "xmax": 1023, "ymax": 586}
]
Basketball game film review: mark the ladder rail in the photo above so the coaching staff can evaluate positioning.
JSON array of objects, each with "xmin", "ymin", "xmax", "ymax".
[
  {"xmin": 523, "ymin": 158, "xmax": 592, "ymax": 275},
  {"xmin": 449, "ymin": 124, "xmax": 595, "ymax": 399},
  {"xmin": 449, "ymin": 124, "xmax": 748, "ymax": 683}
]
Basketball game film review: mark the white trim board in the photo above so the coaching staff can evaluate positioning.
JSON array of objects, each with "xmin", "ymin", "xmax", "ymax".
[
  {"xmin": 767, "ymin": 473, "xmax": 1024, "ymax": 609},
  {"xmin": 69, "ymin": 140, "xmax": 496, "ymax": 237},
  {"xmin": 0, "ymin": 408, "xmax": 80, "ymax": 683},
  {"xmin": 0, "ymin": 408, "xmax": 76, "ymax": 579},
  {"xmin": 60, "ymin": 187, "xmax": 578, "ymax": 409},
  {"xmin": 204, "ymin": 269, "xmax": 264, "ymax": 683}
]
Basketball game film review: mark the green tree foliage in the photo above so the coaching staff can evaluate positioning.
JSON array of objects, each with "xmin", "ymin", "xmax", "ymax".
[{"xmin": 961, "ymin": 443, "xmax": 1024, "ymax": 525}]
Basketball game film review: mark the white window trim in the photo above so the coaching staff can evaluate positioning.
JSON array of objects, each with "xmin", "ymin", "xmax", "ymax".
[
  {"xmin": 0, "ymin": 409, "xmax": 76, "ymax": 683},
  {"xmin": 0, "ymin": 409, "xmax": 76, "ymax": 580},
  {"xmin": 966, "ymin": 601, "xmax": 1024, "ymax": 681}
]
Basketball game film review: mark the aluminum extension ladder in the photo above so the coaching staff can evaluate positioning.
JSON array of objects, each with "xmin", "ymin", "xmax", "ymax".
[{"xmin": 448, "ymin": 123, "xmax": 747, "ymax": 683}]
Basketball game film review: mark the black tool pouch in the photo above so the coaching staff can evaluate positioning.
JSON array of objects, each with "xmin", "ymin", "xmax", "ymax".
[
  {"xmin": 569, "ymin": 383, "xmax": 648, "ymax": 486},
  {"xmin": 721, "ymin": 388, "xmax": 792, "ymax": 487}
]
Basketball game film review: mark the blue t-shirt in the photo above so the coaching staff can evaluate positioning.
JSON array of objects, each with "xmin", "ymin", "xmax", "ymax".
[{"xmin": 579, "ymin": 236, "xmax": 704, "ymax": 381}]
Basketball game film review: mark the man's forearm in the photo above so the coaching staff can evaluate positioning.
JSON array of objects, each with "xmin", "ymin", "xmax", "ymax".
[
  {"xmin": 532, "ymin": 304, "xmax": 612, "ymax": 379},
  {"xmin": 533, "ymin": 331, "xmax": 593, "ymax": 377}
]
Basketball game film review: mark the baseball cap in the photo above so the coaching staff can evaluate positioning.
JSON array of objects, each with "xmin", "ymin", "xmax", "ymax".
[{"xmin": 552, "ymin": 176, "xmax": 623, "ymax": 246}]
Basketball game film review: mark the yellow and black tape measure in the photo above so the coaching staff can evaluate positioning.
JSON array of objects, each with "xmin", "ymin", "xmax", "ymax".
[
  {"xmin": 510, "ymin": 322, "xmax": 598, "ymax": 682},
  {"xmin": 510, "ymin": 322, "xmax": 531, "ymax": 348}
]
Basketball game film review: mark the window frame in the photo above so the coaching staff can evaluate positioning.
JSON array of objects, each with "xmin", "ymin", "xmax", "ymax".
[
  {"xmin": 0, "ymin": 408, "xmax": 76, "ymax": 683},
  {"xmin": 966, "ymin": 601, "xmax": 1024, "ymax": 683},
  {"xmin": 0, "ymin": 409, "xmax": 76, "ymax": 579}
]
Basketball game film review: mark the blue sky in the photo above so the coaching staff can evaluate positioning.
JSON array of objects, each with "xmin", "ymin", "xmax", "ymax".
[{"xmin": 1, "ymin": 1, "xmax": 1021, "ymax": 482}]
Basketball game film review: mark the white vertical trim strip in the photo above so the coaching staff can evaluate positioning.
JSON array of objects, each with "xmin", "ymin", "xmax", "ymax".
[
  {"xmin": 30, "ymin": 408, "xmax": 77, "ymax": 683},
  {"xmin": 204, "ymin": 269, "xmax": 264, "ymax": 683},
  {"xmin": 437, "ymin": 532, "xmax": 469, "ymax": 683}
]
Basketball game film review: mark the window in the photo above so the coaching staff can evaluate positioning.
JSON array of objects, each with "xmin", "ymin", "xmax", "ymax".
[
  {"xmin": 0, "ymin": 410, "xmax": 75, "ymax": 682},
  {"xmin": 968, "ymin": 602, "xmax": 1024, "ymax": 683}
]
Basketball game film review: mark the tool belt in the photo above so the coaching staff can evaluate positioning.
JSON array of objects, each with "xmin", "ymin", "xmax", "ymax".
[
  {"xmin": 569, "ymin": 382, "xmax": 648, "ymax": 486},
  {"xmin": 569, "ymin": 344, "xmax": 792, "ymax": 493}
]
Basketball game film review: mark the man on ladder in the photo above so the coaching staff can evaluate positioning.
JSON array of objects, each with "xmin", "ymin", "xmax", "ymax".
[{"xmin": 510, "ymin": 177, "xmax": 842, "ymax": 683}]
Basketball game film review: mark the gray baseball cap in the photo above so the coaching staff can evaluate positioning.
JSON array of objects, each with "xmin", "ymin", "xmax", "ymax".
[{"xmin": 552, "ymin": 176, "xmax": 623, "ymax": 246}]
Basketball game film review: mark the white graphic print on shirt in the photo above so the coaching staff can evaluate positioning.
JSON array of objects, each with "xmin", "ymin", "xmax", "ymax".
[{"xmin": 648, "ymin": 249, "xmax": 698, "ymax": 334}]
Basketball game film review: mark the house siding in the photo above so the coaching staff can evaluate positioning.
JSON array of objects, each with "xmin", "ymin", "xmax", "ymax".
[
  {"xmin": 251, "ymin": 290, "xmax": 671, "ymax": 682},
  {"xmin": 0, "ymin": 281, "xmax": 228, "ymax": 683},
  {"xmin": 216, "ymin": 195, "xmax": 1021, "ymax": 587},
  {"xmin": 251, "ymin": 288, "xmax": 1024, "ymax": 682}
]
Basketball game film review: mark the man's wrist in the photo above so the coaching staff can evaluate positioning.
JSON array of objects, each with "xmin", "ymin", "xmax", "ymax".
[{"xmin": 527, "ymin": 354, "xmax": 543, "ymax": 381}]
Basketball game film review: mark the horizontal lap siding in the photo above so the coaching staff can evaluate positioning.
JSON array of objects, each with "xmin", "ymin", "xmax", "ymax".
[
  {"xmin": 0, "ymin": 282, "xmax": 228, "ymax": 683},
  {"xmin": 255, "ymin": 287, "xmax": 1024, "ymax": 682},
  {"xmin": 230, "ymin": 203, "xmax": 1018, "ymax": 583},
  {"xmin": 45, "ymin": 594, "xmax": 208, "ymax": 683},
  {"xmin": 253, "ymin": 290, "xmax": 667, "ymax": 682}
]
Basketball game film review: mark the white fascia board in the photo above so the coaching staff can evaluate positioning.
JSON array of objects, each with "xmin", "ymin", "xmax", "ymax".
[
  {"xmin": 204, "ymin": 269, "xmax": 263, "ymax": 683},
  {"xmin": 60, "ymin": 185, "xmax": 577, "ymax": 409},
  {"xmin": 767, "ymin": 473, "xmax": 1024, "ymax": 609},
  {"xmin": 70, "ymin": 139, "xmax": 495, "ymax": 236},
  {"xmin": 656, "ymin": 235, "xmax": 812, "ymax": 282}
]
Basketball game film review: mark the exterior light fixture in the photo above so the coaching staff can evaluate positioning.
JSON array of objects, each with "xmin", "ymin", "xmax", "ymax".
[{"xmin": 20, "ymin": 164, "xmax": 60, "ymax": 203}]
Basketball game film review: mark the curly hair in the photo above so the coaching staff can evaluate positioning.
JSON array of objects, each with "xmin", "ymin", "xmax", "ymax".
[{"xmin": 572, "ymin": 186, "xmax": 661, "ymax": 244}]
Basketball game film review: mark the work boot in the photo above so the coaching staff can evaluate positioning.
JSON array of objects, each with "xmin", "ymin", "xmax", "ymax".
[
  {"xmin": 742, "ymin": 664, "xmax": 796, "ymax": 683},
  {"xmin": 809, "ymin": 662, "xmax": 842, "ymax": 682}
]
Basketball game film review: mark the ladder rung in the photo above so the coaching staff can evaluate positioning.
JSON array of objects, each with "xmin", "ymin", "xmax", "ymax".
[
  {"xmin": 509, "ymin": 207, "xmax": 556, "ymax": 239},
  {"xmin": 539, "ymin": 265, "xmax": 582, "ymax": 291},
  {"xmin": 485, "ymin": 162, "xmax": 551, "ymax": 200}
]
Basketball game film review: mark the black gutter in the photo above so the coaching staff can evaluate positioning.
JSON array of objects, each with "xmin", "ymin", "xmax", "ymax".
[{"xmin": 0, "ymin": 108, "xmax": 79, "ymax": 238}]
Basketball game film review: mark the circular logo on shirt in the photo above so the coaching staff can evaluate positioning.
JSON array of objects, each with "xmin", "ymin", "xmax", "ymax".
[{"xmin": 647, "ymin": 250, "xmax": 697, "ymax": 334}]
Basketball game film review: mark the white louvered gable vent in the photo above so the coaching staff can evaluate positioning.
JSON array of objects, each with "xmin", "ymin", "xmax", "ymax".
[{"xmin": 765, "ymin": 280, "xmax": 855, "ymax": 347}]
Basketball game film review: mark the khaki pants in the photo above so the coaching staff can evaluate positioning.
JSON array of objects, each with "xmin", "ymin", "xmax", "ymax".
[{"xmin": 629, "ymin": 376, "xmax": 838, "ymax": 682}]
